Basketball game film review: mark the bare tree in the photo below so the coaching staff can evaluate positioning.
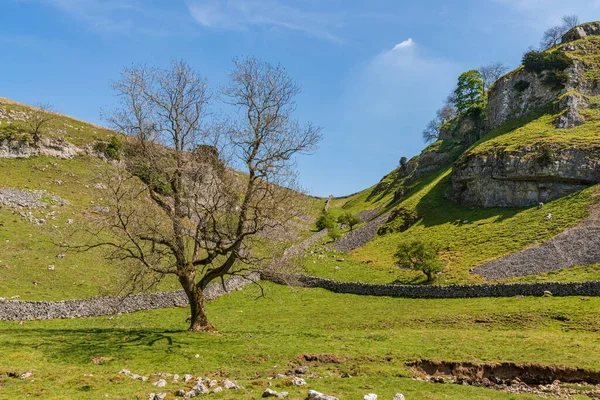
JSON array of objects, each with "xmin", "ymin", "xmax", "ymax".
[
  {"xmin": 437, "ymin": 103, "xmax": 457, "ymax": 122},
  {"xmin": 422, "ymin": 104, "xmax": 457, "ymax": 143},
  {"xmin": 479, "ymin": 62, "xmax": 509, "ymax": 91},
  {"xmin": 561, "ymin": 15, "xmax": 579, "ymax": 30},
  {"xmin": 540, "ymin": 26, "xmax": 565, "ymax": 49},
  {"xmin": 422, "ymin": 119, "xmax": 440, "ymax": 143},
  {"xmin": 540, "ymin": 15, "xmax": 579, "ymax": 49},
  {"xmin": 80, "ymin": 59, "xmax": 321, "ymax": 332},
  {"xmin": 23, "ymin": 102, "xmax": 55, "ymax": 146}
]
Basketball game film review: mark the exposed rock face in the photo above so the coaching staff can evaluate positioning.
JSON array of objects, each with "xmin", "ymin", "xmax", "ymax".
[
  {"xmin": 452, "ymin": 147, "xmax": 600, "ymax": 207},
  {"xmin": 451, "ymin": 25, "xmax": 600, "ymax": 208},
  {"xmin": 562, "ymin": 22, "xmax": 600, "ymax": 43},
  {"xmin": 486, "ymin": 69, "xmax": 560, "ymax": 130},
  {"xmin": 0, "ymin": 138, "xmax": 78, "ymax": 159}
]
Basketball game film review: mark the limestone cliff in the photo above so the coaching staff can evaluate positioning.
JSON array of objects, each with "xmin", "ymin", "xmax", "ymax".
[{"xmin": 450, "ymin": 22, "xmax": 600, "ymax": 208}]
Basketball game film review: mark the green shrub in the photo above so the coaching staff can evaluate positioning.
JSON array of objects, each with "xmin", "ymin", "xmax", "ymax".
[
  {"xmin": 522, "ymin": 50, "xmax": 572, "ymax": 74},
  {"xmin": 327, "ymin": 227, "xmax": 342, "ymax": 241},
  {"xmin": 0, "ymin": 124, "xmax": 30, "ymax": 143},
  {"xmin": 394, "ymin": 239, "xmax": 444, "ymax": 281},
  {"xmin": 94, "ymin": 135, "xmax": 123, "ymax": 160},
  {"xmin": 535, "ymin": 145, "xmax": 555, "ymax": 167},
  {"xmin": 337, "ymin": 211, "xmax": 361, "ymax": 231},
  {"xmin": 316, "ymin": 211, "xmax": 336, "ymax": 231},
  {"xmin": 106, "ymin": 136, "xmax": 123, "ymax": 160}
]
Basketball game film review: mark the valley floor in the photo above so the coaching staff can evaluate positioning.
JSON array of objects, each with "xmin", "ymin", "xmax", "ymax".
[{"xmin": 1, "ymin": 283, "xmax": 599, "ymax": 399}]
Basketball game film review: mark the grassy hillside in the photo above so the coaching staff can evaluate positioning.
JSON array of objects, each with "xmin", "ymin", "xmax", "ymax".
[
  {"xmin": 1, "ymin": 282, "xmax": 600, "ymax": 399},
  {"xmin": 319, "ymin": 33, "xmax": 600, "ymax": 285}
]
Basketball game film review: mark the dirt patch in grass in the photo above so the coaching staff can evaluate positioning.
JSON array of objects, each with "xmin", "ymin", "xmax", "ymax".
[
  {"xmin": 408, "ymin": 359, "xmax": 600, "ymax": 385},
  {"xmin": 408, "ymin": 359, "xmax": 600, "ymax": 397},
  {"xmin": 298, "ymin": 353, "xmax": 349, "ymax": 364}
]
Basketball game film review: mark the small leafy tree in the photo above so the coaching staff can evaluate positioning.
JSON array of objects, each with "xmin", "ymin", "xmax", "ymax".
[
  {"xmin": 395, "ymin": 239, "xmax": 444, "ymax": 281},
  {"xmin": 338, "ymin": 211, "xmax": 360, "ymax": 231},
  {"xmin": 452, "ymin": 70, "xmax": 485, "ymax": 114},
  {"xmin": 316, "ymin": 210, "xmax": 336, "ymax": 231},
  {"xmin": 399, "ymin": 156, "xmax": 407, "ymax": 168},
  {"xmin": 23, "ymin": 102, "xmax": 55, "ymax": 146},
  {"xmin": 327, "ymin": 227, "xmax": 342, "ymax": 241}
]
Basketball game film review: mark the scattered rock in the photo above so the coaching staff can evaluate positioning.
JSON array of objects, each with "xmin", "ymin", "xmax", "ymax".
[
  {"xmin": 393, "ymin": 394, "xmax": 405, "ymax": 400},
  {"xmin": 221, "ymin": 379, "xmax": 243, "ymax": 390},
  {"xmin": 183, "ymin": 374, "xmax": 193, "ymax": 382},
  {"xmin": 263, "ymin": 388, "xmax": 288, "ymax": 398},
  {"xmin": 48, "ymin": 265, "xmax": 55, "ymax": 271},
  {"xmin": 149, "ymin": 394, "xmax": 166, "ymax": 400},
  {"xmin": 364, "ymin": 394, "xmax": 377, "ymax": 400},
  {"xmin": 291, "ymin": 376, "xmax": 307, "ymax": 386},
  {"xmin": 20, "ymin": 371, "xmax": 32, "ymax": 380},
  {"xmin": 153, "ymin": 379, "xmax": 167, "ymax": 387},
  {"xmin": 307, "ymin": 390, "xmax": 339, "ymax": 400},
  {"xmin": 56, "ymin": 254, "xmax": 65, "ymax": 259},
  {"xmin": 295, "ymin": 366, "xmax": 309, "ymax": 374},
  {"xmin": 543, "ymin": 291, "xmax": 553, "ymax": 297},
  {"xmin": 175, "ymin": 389, "xmax": 186, "ymax": 396},
  {"xmin": 212, "ymin": 387, "xmax": 223, "ymax": 393}
]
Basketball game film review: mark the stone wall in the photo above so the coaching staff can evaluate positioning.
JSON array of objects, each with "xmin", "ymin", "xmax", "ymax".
[
  {"xmin": 264, "ymin": 274, "xmax": 600, "ymax": 299},
  {"xmin": 0, "ymin": 273, "xmax": 259, "ymax": 321}
]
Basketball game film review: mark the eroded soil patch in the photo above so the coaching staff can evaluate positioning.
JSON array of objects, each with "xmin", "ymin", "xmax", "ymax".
[{"xmin": 408, "ymin": 359, "xmax": 600, "ymax": 398}]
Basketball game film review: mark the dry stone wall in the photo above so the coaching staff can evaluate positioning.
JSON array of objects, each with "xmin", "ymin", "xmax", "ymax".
[
  {"xmin": 264, "ymin": 274, "xmax": 600, "ymax": 299},
  {"xmin": 0, "ymin": 273, "xmax": 259, "ymax": 321}
]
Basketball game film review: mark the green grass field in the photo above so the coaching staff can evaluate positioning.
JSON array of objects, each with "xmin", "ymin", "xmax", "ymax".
[{"xmin": 1, "ymin": 282, "xmax": 599, "ymax": 399}]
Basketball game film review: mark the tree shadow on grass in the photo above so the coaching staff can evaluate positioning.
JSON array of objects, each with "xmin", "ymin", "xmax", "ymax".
[{"xmin": 0, "ymin": 327, "xmax": 189, "ymax": 365}]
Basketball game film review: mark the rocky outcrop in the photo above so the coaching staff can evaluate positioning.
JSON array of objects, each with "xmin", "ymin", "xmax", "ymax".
[
  {"xmin": 562, "ymin": 22, "xmax": 600, "ymax": 43},
  {"xmin": 0, "ymin": 138, "xmax": 78, "ymax": 159},
  {"xmin": 452, "ymin": 147, "xmax": 600, "ymax": 207},
  {"xmin": 487, "ymin": 69, "xmax": 561, "ymax": 130}
]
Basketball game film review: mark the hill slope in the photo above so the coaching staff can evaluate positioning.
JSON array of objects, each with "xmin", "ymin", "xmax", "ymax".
[{"xmin": 322, "ymin": 22, "xmax": 600, "ymax": 285}]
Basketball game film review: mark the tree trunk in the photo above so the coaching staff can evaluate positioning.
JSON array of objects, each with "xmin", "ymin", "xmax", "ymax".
[{"xmin": 180, "ymin": 275, "xmax": 217, "ymax": 332}]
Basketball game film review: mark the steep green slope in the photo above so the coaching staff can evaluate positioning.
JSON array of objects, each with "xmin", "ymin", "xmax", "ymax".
[{"xmin": 324, "ymin": 24, "xmax": 600, "ymax": 284}]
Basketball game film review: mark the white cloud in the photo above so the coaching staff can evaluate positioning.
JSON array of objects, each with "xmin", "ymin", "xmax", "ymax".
[
  {"xmin": 393, "ymin": 38, "xmax": 414, "ymax": 50},
  {"xmin": 186, "ymin": 0, "xmax": 345, "ymax": 43},
  {"xmin": 336, "ymin": 39, "xmax": 459, "ymax": 159}
]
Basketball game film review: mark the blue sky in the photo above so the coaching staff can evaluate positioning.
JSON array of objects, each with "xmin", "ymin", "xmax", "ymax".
[{"xmin": 2, "ymin": 0, "xmax": 600, "ymax": 196}]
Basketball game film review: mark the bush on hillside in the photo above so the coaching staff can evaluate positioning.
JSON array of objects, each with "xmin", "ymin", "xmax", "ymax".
[
  {"xmin": 316, "ymin": 210, "xmax": 336, "ymax": 231},
  {"xmin": 522, "ymin": 50, "xmax": 572, "ymax": 74},
  {"xmin": 94, "ymin": 135, "xmax": 123, "ymax": 160},
  {"xmin": 394, "ymin": 239, "xmax": 444, "ymax": 281},
  {"xmin": 338, "ymin": 211, "xmax": 361, "ymax": 231}
]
